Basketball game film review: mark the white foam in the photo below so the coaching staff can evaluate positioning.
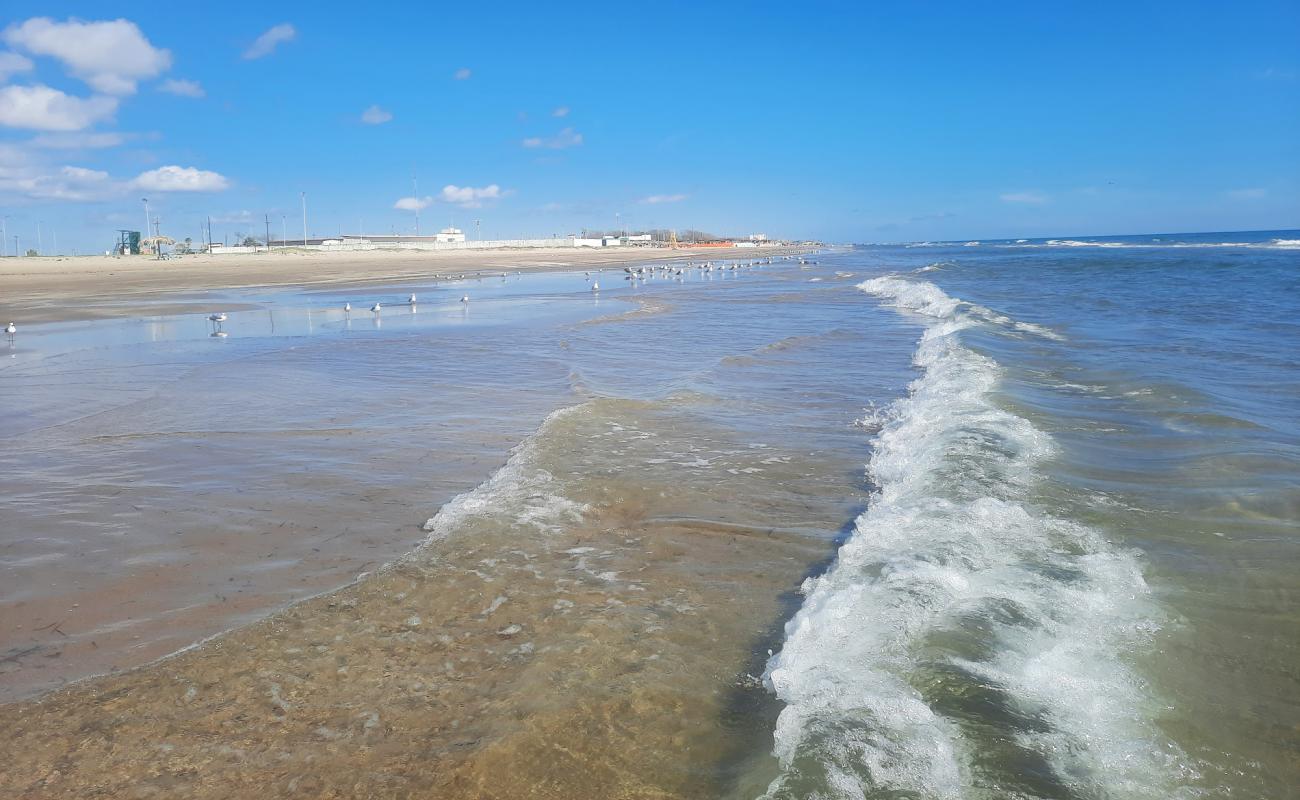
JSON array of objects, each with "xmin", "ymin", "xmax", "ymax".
[
  {"xmin": 421, "ymin": 406, "xmax": 588, "ymax": 539},
  {"xmin": 761, "ymin": 276, "xmax": 1196, "ymax": 799},
  {"xmin": 860, "ymin": 276, "xmax": 1065, "ymax": 341}
]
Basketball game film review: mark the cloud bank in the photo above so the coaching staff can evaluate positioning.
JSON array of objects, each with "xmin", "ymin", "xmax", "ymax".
[
  {"xmin": 0, "ymin": 85, "xmax": 118, "ymax": 131},
  {"xmin": 4, "ymin": 17, "xmax": 172, "ymax": 95}
]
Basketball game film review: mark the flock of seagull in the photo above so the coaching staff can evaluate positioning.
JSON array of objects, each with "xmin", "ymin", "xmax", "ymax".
[
  {"xmin": 0, "ymin": 255, "xmax": 818, "ymax": 345},
  {"xmin": 193, "ymin": 255, "xmax": 820, "ymax": 337}
]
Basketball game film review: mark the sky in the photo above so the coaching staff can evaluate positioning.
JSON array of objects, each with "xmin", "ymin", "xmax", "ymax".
[{"xmin": 0, "ymin": 0, "xmax": 1297, "ymax": 253}]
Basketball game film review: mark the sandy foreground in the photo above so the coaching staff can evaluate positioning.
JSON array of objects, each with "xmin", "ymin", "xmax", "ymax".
[
  {"xmin": 0, "ymin": 246, "xmax": 797, "ymax": 324},
  {"xmin": 0, "ymin": 244, "xmax": 839, "ymax": 797}
]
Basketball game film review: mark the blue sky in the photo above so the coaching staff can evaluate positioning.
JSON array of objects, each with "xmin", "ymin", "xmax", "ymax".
[{"xmin": 0, "ymin": 0, "xmax": 1296, "ymax": 252}]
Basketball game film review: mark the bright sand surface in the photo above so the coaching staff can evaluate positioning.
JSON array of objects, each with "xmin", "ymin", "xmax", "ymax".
[{"xmin": 0, "ymin": 246, "xmax": 766, "ymax": 324}]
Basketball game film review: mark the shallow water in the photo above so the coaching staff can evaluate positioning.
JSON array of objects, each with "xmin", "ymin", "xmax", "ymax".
[{"xmin": 2, "ymin": 235, "xmax": 1298, "ymax": 798}]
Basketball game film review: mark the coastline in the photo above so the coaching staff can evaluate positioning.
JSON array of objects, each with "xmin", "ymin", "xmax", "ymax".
[{"xmin": 0, "ymin": 246, "xmax": 804, "ymax": 324}]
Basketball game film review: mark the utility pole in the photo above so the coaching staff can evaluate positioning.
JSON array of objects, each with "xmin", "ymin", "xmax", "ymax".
[
  {"xmin": 412, "ymin": 173, "xmax": 420, "ymax": 236},
  {"xmin": 281, "ymin": 215, "xmax": 286, "ymax": 248},
  {"xmin": 206, "ymin": 215, "xmax": 212, "ymax": 252},
  {"xmin": 142, "ymin": 197, "xmax": 150, "ymax": 250},
  {"xmin": 36, "ymin": 220, "xmax": 42, "ymax": 255},
  {"xmin": 475, "ymin": 219, "xmax": 481, "ymax": 241},
  {"xmin": 1, "ymin": 216, "xmax": 8, "ymax": 257},
  {"xmin": 265, "ymin": 214, "xmax": 272, "ymax": 253},
  {"xmin": 301, "ymin": 192, "xmax": 307, "ymax": 246}
]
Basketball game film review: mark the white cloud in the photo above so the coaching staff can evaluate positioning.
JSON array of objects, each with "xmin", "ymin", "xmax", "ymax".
[
  {"xmin": 552, "ymin": 106, "xmax": 570, "ymax": 117},
  {"xmin": 394, "ymin": 195, "xmax": 432, "ymax": 211},
  {"xmin": 159, "ymin": 78, "xmax": 204, "ymax": 98},
  {"xmin": 642, "ymin": 193, "xmax": 688, "ymax": 204},
  {"xmin": 131, "ymin": 165, "xmax": 230, "ymax": 192},
  {"xmin": 243, "ymin": 23, "xmax": 296, "ymax": 60},
  {"xmin": 0, "ymin": 163, "xmax": 114, "ymax": 201},
  {"xmin": 0, "ymin": 84, "xmax": 118, "ymax": 131},
  {"xmin": 360, "ymin": 104, "xmax": 393, "ymax": 124},
  {"xmin": 1227, "ymin": 187, "xmax": 1267, "ymax": 200},
  {"xmin": 999, "ymin": 190, "xmax": 1049, "ymax": 204},
  {"xmin": 30, "ymin": 131, "xmax": 128, "ymax": 149},
  {"xmin": 439, "ymin": 184, "xmax": 503, "ymax": 208},
  {"xmin": 453, "ymin": 67, "xmax": 471, "ymax": 80},
  {"xmin": 521, "ymin": 127, "xmax": 583, "ymax": 150},
  {"xmin": 210, "ymin": 210, "xmax": 254, "ymax": 224},
  {"xmin": 0, "ymin": 51, "xmax": 33, "ymax": 80},
  {"xmin": 4, "ymin": 17, "xmax": 171, "ymax": 95}
]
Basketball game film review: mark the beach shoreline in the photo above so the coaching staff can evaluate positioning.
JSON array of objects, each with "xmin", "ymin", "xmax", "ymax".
[{"xmin": 0, "ymin": 246, "xmax": 805, "ymax": 324}]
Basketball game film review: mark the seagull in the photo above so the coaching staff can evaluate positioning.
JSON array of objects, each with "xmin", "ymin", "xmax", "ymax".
[
  {"xmin": 344, "ymin": 302, "xmax": 351, "ymax": 312},
  {"xmin": 460, "ymin": 295, "xmax": 469, "ymax": 303},
  {"xmin": 207, "ymin": 313, "xmax": 227, "ymax": 323},
  {"xmin": 4, "ymin": 321, "xmax": 15, "ymax": 338},
  {"xmin": 371, "ymin": 302, "xmax": 382, "ymax": 312},
  {"xmin": 591, "ymin": 282, "xmax": 600, "ymax": 291},
  {"xmin": 409, "ymin": 294, "xmax": 417, "ymax": 304}
]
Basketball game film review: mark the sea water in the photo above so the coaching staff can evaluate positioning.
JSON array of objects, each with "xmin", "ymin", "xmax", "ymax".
[
  {"xmin": 763, "ymin": 231, "xmax": 1299, "ymax": 799},
  {"xmin": 1, "ymin": 234, "xmax": 1296, "ymax": 798}
]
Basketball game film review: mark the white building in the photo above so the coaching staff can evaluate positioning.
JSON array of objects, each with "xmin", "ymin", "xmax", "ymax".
[
  {"xmin": 436, "ymin": 227, "xmax": 466, "ymax": 243},
  {"xmin": 749, "ymin": 233, "xmax": 768, "ymax": 242}
]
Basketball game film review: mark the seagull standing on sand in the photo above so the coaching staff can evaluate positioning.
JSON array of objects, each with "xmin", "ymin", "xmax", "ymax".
[
  {"xmin": 344, "ymin": 302, "xmax": 351, "ymax": 312},
  {"xmin": 409, "ymin": 294, "xmax": 417, "ymax": 304},
  {"xmin": 5, "ymin": 321, "xmax": 15, "ymax": 341},
  {"xmin": 591, "ymin": 282, "xmax": 600, "ymax": 292},
  {"xmin": 460, "ymin": 295, "xmax": 470, "ymax": 303},
  {"xmin": 371, "ymin": 302, "xmax": 382, "ymax": 312},
  {"xmin": 207, "ymin": 313, "xmax": 227, "ymax": 323}
]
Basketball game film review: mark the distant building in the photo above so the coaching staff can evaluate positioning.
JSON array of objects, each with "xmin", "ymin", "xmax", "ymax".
[
  {"xmin": 749, "ymin": 233, "xmax": 768, "ymax": 242},
  {"xmin": 436, "ymin": 227, "xmax": 466, "ymax": 243}
]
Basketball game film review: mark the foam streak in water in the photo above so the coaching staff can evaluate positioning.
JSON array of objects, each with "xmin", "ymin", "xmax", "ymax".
[
  {"xmin": 760, "ymin": 276, "xmax": 1196, "ymax": 799},
  {"xmin": 421, "ymin": 405, "xmax": 588, "ymax": 539}
]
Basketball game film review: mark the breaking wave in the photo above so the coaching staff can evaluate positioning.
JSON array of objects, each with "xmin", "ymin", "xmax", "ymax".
[{"xmin": 759, "ymin": 275, "xmax": 1198, "ymax": 799}]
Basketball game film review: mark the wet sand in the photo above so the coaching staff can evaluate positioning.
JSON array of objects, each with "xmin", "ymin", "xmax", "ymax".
[
  {"xmin": 0, "ymin": 247, "xmax": 791, "ymax": 324},
  {"xmin": 0, "ymin": 252, "xmax": 906, "ymax": 797},
  {"xmin": 0, "ymin": 399, "xmax": 865, "ymax": 799}
]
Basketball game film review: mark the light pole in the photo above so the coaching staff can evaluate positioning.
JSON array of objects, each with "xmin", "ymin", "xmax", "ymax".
[
  {"xmin": 301, "ymin": 192, "xmax": 307, "ymax": 246},
  {"xmin": 36, "ymin": 220, "xmax": 42, "ymax": 256},
  {"xmin": 475, "ymin": 219, "xmax": 481, "ymax": 242},
  {"xmin": 412, "ymin": 174, "xmax": 420, "ymax": 236},
  {"xmin": 281, "ymin": 215, "xmax": 286, "ymax": 248},
  {"xmin": 1, "ymin": 216, "xmax": 8, "ymax": 257}
]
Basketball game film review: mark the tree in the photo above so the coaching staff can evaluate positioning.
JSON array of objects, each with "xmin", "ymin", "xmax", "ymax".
[
  {"xmin": 241, "ymin": 236, "xmax": 261, "ymax": 247},
  {"xmin": 25, "ymin": 249, "xmax": 37, "ymax": 257}
]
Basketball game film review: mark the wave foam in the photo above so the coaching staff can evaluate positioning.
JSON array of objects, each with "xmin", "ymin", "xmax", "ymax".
[
  {"xmin": 421, "ymin": 406, "xmax": 588, "ymax": 539},
  {"xmin": 761, "ymin": 277, "xmax": 1196, "ymax": 799}
]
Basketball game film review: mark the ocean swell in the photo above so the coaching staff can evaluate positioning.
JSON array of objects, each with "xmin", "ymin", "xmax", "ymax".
[{"xmin": 759, "ymin": 276, "xmax": 1196, "ymax": 799}]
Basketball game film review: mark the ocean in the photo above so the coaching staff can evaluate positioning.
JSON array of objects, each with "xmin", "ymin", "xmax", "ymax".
[{"xmin": 1, "ymin": 232, "xmax": 1297, "ymax": 798}]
